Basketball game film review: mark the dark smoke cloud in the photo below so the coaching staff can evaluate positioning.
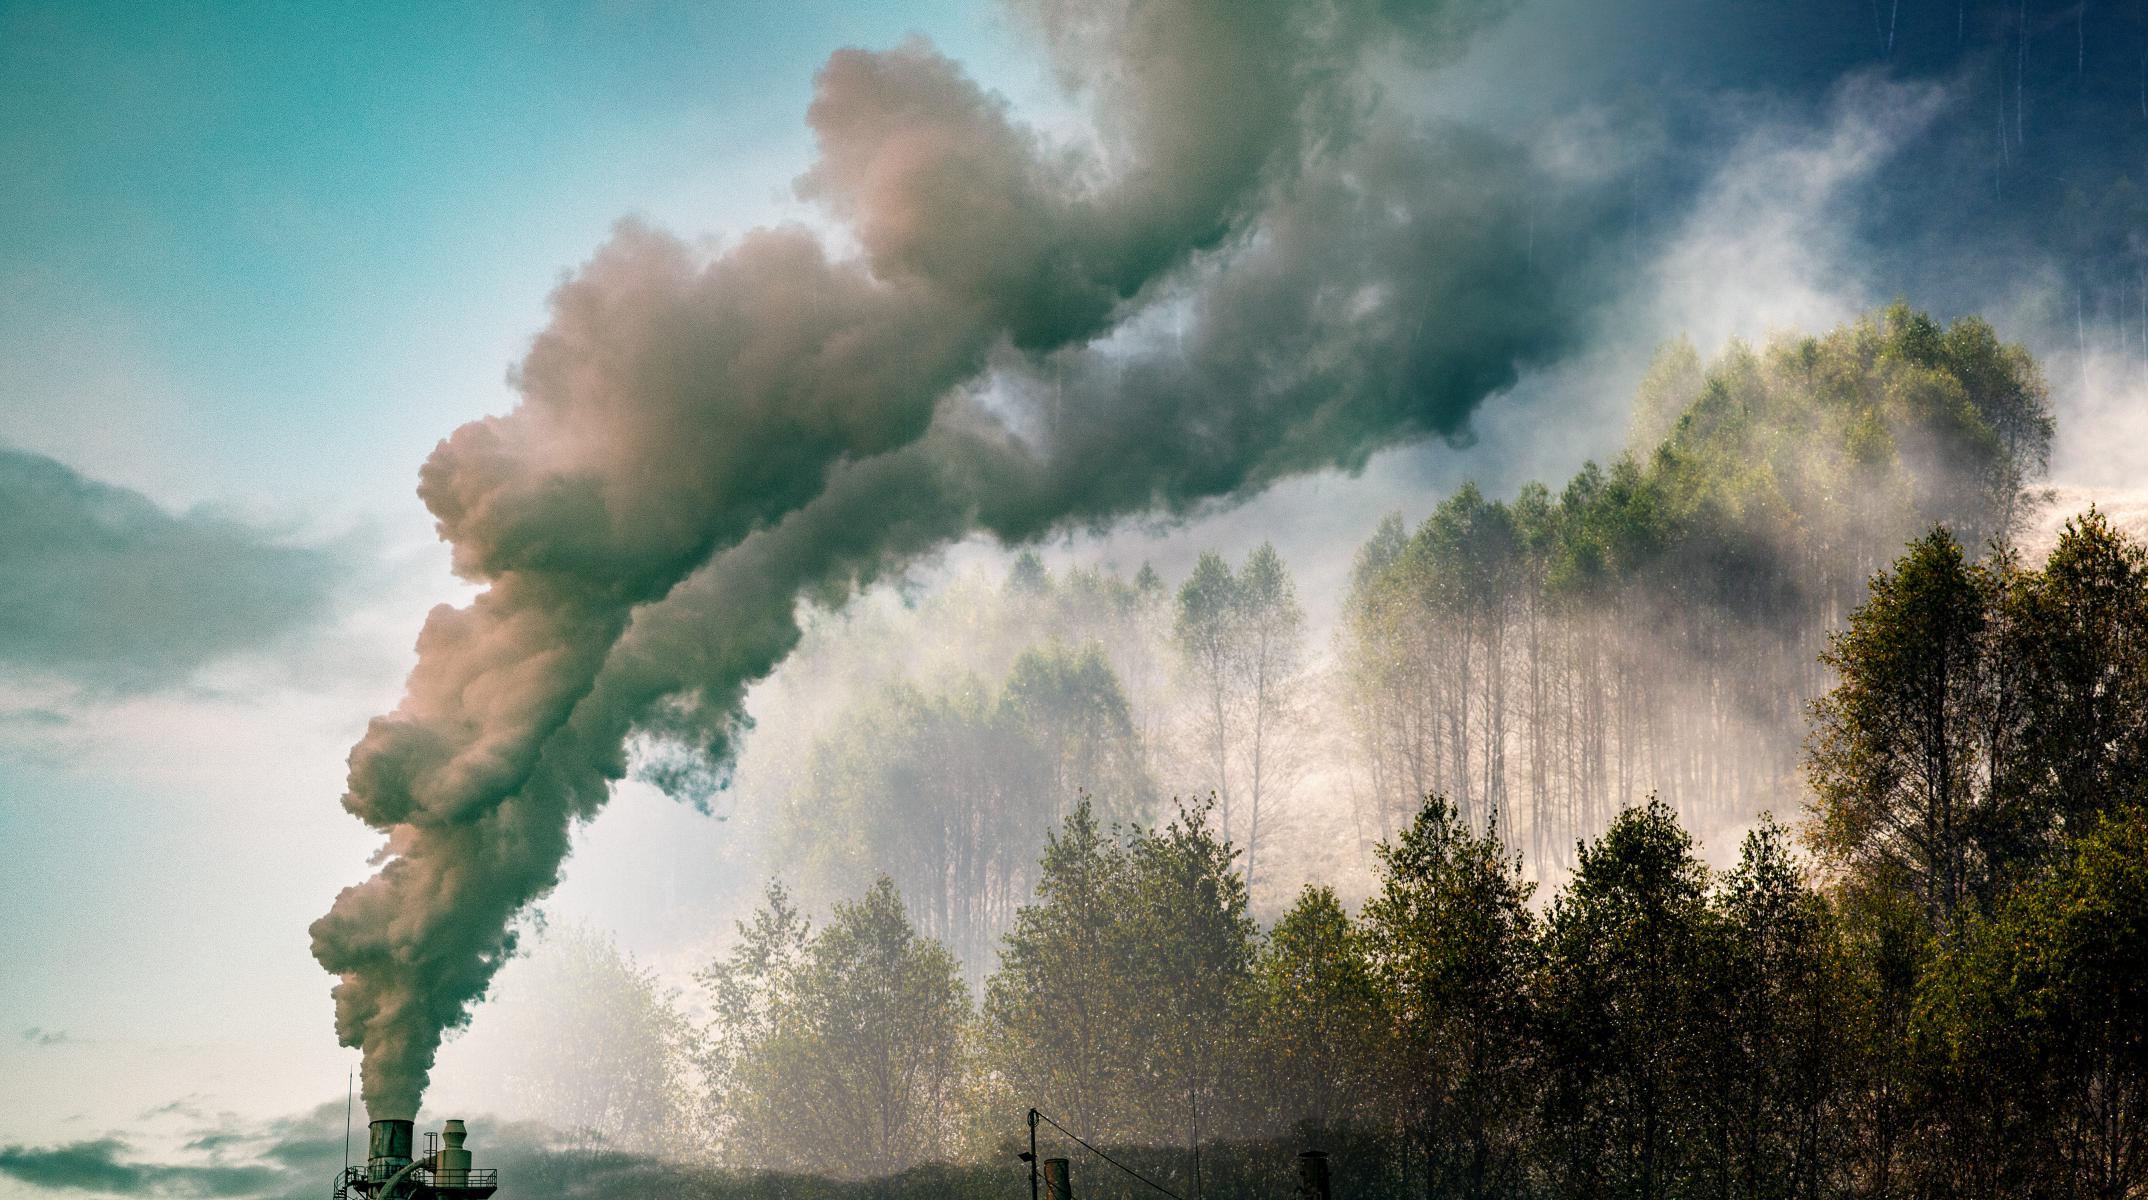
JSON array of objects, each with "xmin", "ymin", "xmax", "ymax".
[
  {"xmin": 0, "ymin": 447, "xmax": 339, "ymax": 691},
  {"xmin": 971, "ymin": 119, "xmax": 1617, "ymax": 535},
  {"xmin": 315, "ymin": 0, "xmax": 1952, "ymax": 1120}
]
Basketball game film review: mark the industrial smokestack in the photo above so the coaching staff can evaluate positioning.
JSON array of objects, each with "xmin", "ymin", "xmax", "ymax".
[
  {"xmin": 338, "ymin": 1118, "xmax": 494, "ymax": 1200},
  {"xmin": 366, "ymin": 1119, "xmax": 413, "ymax": 1184}
]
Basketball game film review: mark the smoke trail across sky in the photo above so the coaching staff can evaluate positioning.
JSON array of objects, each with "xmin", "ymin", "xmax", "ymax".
[
  {"xmin": 309, "ymin": 0, "xmax": 2148, "ymax": 1117},
  {"xmin": 309, "ymin": 0, "xmax": 1626, "ymax": 1116}
]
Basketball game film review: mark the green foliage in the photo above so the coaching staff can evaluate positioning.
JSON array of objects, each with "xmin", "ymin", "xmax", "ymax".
[
  {"xmin": 2012, "ymin": 510, "xmax": 2148, "ymax": 827},
  {"xmin": 1539, "ymin": 799, "xmax": 1716, "ymax": 1199},
  {"xmin": 1807, "ymin": 528, "xmax": 2016, "ymax": 923},
  {"xmin": 978, "ymin": 799, "xmax": 1257, "ymax": 1158},
  {"xmin": 980, "ymin": 801, "xmax": 1134, "ymax": 1141},
  {"xmin": 1912, "ymin": 807, "xmax": 2148, "ymax": 1199},
  {"xmin": 1698, "ymin": 819, "xmax": 1855, "ymax": 1199},
  {"xmin": 718, "ymin": 878, "xmax": 970, "ymax": 1178},
  {"xmin": 694, "ymin": 883, "xmax": 812, "ymax": 1134},
  {"xmin": 1254, "ymin": 885, "xmax": 1382, "ymax": 1139},
  {"xmin": 1360, "ymin": 798, "xmax": 1537, "ymax": 1200},
  {"xmin": 1809, "ymin": 510, "xmax": 2148, "ymax": 929},
  {"xmin": 1116, "ymin": 799, "xmax": 1260, "ymax": 1141}
]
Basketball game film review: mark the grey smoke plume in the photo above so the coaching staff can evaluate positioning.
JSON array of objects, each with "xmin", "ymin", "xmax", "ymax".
[{"xmin": 312, "ymin": 0, "xmax": 1631, "ymax": 1117}]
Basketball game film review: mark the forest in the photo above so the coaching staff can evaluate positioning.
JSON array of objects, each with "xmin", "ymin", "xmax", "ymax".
[{"xmin": 470, "ymin": 306, "xmax": 2148, "ymax": 1198}]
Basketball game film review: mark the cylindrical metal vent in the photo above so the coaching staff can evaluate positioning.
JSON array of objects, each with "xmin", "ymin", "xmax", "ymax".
[
  {"xmin": 367, "ymin": 1119, "xmax": 414, "ymax": 1183},
  {"xmin": 437, "ymin": 1119, "xmax": 471, "ymax": 1185}
]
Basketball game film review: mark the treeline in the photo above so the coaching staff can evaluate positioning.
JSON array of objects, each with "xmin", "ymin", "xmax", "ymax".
[
  {"xmin": 520, "ymin": 508, "xmax": 2148, "ymax": 1199},
  {"xmin": 1339, "ymin": 304, "xmax": 2053, "ymax": 866},
  {"xmin": 494, "ymin": 521, "xmax": 2148, "ymax": 1193},
  {"xmin": 503, "ymin": 304, "xmax": 2104, "ymax": 1188}
]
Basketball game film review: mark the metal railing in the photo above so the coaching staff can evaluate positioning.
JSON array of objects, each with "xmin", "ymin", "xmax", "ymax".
[{"xmin": 333, "ymin": 1163, "xmax": 498, "ymax": 1199}]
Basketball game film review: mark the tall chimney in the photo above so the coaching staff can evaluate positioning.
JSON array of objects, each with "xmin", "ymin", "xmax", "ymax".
[{"xmin": 367, "ymin": 1119, "xmax": 414, "ymax": 1184}]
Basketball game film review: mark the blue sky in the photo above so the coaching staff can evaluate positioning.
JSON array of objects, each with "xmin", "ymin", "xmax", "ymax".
[{"xmin": 0, "ymin": 0, "xmax": 1021, "ymax": 514}]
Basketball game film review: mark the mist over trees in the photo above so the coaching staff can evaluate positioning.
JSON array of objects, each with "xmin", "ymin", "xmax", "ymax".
[
  {"xmin": 452, "ymin": 924, "xmax": 696, "ymax": 1156},
  {"xmin": 517, "ymin": 510, "xmax": 2148, "ymax": 1191},
  {"xmin": 1337, "ymin": 304, "xmax": 2054, "ymax": 866},
  {"xmin": 474, "ymin": 306, "xmax": 2148, "ymax": 1197},
  {"xmin": 719, "ymin": 303, "xmax": 2052, "ymax": 936},
  {"xmin": 1174, "ymin": 545, "xmax": 1310, "ymax": 893},
  {"xmin": 768, "ymin": 639, "xmax": 1152, "ymax": 974},
  {"xmin": 516, "ymin": 512, "xmax": 2148, "ymax": 1192},
  {"xmin": 712, "ymin": 878, "xmax": 969, "ymax": 1178}
]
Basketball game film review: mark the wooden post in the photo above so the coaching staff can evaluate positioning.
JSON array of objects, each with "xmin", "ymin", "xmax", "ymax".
[
  {"xmin": 1297, "ymin": 1150, "xmax": 1331, "ymax": 1200},
  {"xmin": 1043, "ymin": 1157, "xmax": 1073, "ymax": 1200}
]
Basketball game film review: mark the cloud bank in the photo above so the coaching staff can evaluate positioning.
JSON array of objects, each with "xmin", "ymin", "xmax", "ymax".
[
  {"xmin": 0, "ymin": 1140, "xmax": 276, "ymax": 1198},
  {"xmin": 0, "ymin": 1106, "xmax": 754, "ymax": 1200},
  {"xmin": 0, "ymin": 448, "xmax": 339, "ymax": 692}
]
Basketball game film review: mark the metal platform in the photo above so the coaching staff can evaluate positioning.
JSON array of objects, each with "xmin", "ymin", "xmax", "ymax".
[{"xmin": 335, "ymin": 1163, "xmax": 498, "ymax": 1200}]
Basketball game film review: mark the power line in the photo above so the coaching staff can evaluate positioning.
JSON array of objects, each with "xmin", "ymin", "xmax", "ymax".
[{"xmin": 1031, "ymin": 1108, "xmax": 1187, "ymax": 1200}]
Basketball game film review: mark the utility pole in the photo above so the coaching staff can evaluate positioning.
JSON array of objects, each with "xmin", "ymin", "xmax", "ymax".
[
  {"xmin": 343, "ymin": 1073, "xmax": 353, "ymax": 1180},
  {"xmin": 1191, "ymin": 1092, "xmax": 1202, "ymax": 1200},
  {"xmin": 1026, "ymin": 1108, "xmax": 1040, "ymax": 1200}
]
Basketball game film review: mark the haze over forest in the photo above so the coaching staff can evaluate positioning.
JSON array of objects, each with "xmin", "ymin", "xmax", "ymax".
[
  {"xmin": 392, "ymin": 303, "xmax": 2148, "ymax": 1199},
  {"xmin": 7, "ymin": 1, "xmax": 2148, "ymax": 1199}
]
